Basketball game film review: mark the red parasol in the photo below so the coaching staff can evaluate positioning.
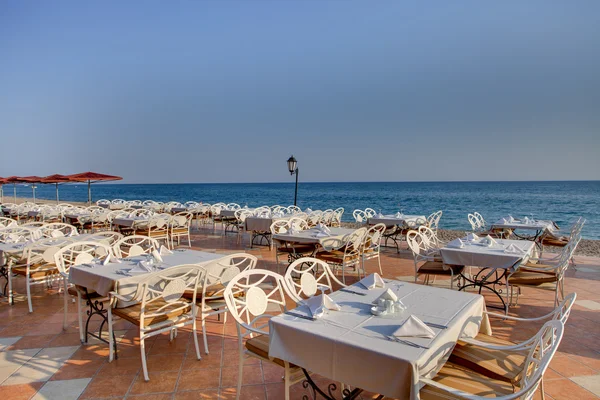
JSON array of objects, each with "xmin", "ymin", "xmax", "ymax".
[
  {"xmin": 4, "ymin": 176, "xmax": 26, "ymax": 203},
  {"xmin": 66, "ymin": 172, "xmax": 123, "ymax": 204},
  {"xmin": 41, "ymin": 174, "xmax": 73, "ymax": 204},
  {"xmin": 19, "ymin": 176, "xmax": 44, "ymax": 203}
]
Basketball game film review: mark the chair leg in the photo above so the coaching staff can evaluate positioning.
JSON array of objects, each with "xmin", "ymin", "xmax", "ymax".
[
  {"xmin": 236, "ymin": 350, "xmax": 244, "ymax": 400},
  {"xmin": 378, "ymin": 256, "xmax": 383, "ymax": 276},
  {"xmin": 108, "ymin": 306, "xmax": 115, "ymax": 362},
  {"xmin": 284, "ymin": 365, "xmax": 291, "ymax": 400},
  {"xmin": 141, "ymin": 335, "xmax": 150, "ymax": 381},
  {"xmin": 8, "ymin": 266, "xmax": 13, "ymax": 305},
  {"xmin": 192, "ymin": 319, "xmax": 201, "ymax": 360},
  {"xmin": 77, "ymin": 291, "xmax": 85, "ymax": 343},
  {"xmin": 202, "ymin": 317, "xmax": 209, "ymax": 355},
  {"xmin": 63, "ymin": 278, "xmax": 69, "ymax": 330},
  {"xmin": 26, "ymin": 278, "xmax": 33, "ymax": 313},
  {"xmin": 540, "ymin": 376, "xmax": 546, "ymax": 400}
]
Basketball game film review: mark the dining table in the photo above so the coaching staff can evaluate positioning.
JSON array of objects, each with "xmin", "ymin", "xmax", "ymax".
[
  {"xmin": 490, "ymin": 217, "xmax": 558, "ymax": 246},
  {"xmin": 440, "ymin": 237, "xmax": 535, "ymax": 311},
  {"xmin": 269, "ymin": 280, "xmax": 490, "ymax": 400},
  {"xmin": 273, "ymin": 226, "xmax": 356, "ymax": 249},
  {"xmin": 367, "ymin": 214, "xmax": 427, "ymax": 252}
]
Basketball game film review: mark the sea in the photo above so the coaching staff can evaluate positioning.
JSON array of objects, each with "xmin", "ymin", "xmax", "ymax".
[{"xmin": 4, "ymin": 181, "xmax": 599, "ymax": 239}]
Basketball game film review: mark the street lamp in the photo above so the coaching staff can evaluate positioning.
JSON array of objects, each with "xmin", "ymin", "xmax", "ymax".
[{"xmin": 287, "ymin": 155, "xmax": 299, "ymax": 206}]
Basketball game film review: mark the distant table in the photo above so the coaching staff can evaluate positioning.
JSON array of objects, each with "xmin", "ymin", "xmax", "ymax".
[
  {"xmin": 367, "ymin": 214, "xmax": 426, "ymax": 252},
  {"xmin": 273, "ymin": 227, "xmax": 355, "ymax": 250},
  {"xmin": 490, "ymin": 218, "xmax": 558, "ymax": 245},
  {"xmin": 440, "ymin": 238, "xmax": 534, "ymax": 311},
  {"xmin": 112, "ymin": 217, "xmax": 151, "ymax": 228},
  {"xmin": 269, "ymin": 280, "xmax": 490, "ymax": 400}
]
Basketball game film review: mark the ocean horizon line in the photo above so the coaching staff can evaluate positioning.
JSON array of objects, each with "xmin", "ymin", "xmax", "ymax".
[{"xmin": 84, "ymin": 179, "xmax": 600, "ymax": 185}]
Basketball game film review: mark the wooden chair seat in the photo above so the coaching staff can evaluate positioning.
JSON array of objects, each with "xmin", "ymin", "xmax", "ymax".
[
  {"xmin": 418, "ymin": 261, "xmax": 464, "ymax": 275},
  {"xmin": 420, "ymin": 362, "xmax": 514, "ymax": 399},
  {"xmin": 277, "ymin": 245, "xmax": 315, "ymax": 254},
  {"xmin": 542, "ymin": 237, "xmax": 568, "ymax": 247},
  {"xmin": 245, "ymin": 334, "xmax": 296, "ymax": 368},
  {"xmin": 508, "ymin": 270, "xmax": 558, "ymax": 285},
  {"xmin": 112, "ymin": 299, "xmax": 192, "ymax": 327},
  {"xmin": 171, "ymin": 227, "xmax": 188, "ymax": 234},
  {"xmin": 449, "ymin": 333, "xmax": 527, "ymax": 384},
  {"xmin": 12, "ymin": 265, "xmax": 59, "ymax": 279},
  {"xmin": 316, "ymin": 251, "xmax": 359, "ymax": 264},
  {"xmin": 182, "ymin": 284, "xmax": 244, "ymax": 301}
]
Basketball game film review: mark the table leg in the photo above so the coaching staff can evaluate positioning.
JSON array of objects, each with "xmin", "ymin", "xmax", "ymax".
[
  {"xmin": 458, "ymin": 268, "xmax": 508, "ymax": 311},
  {"xmin": 301, "ymin": 369, "xmax": 363, "ymax": 400},
  {"xmin": 83, "ymin": 288, "xmax": 118, "ymax": 358}
]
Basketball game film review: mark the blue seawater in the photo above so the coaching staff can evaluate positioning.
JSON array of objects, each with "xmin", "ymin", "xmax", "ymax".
[{"xmin": 4, "ymin": 181, "xmax": 599, "ymax": 239}]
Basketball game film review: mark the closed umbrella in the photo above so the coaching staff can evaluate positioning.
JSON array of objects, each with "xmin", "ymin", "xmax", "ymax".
[
  {"xmin": 19, "ymin": 176, "xmax": 44, "ymax": 203},
  {"xmin": 41, "ymin": 174, "xmax": 73, "ymax": 204},
  {"xmin": 0, "ymin": 177, "xmax": 6, "ymax": 203},
  {"xmin": 66, "ymin": 172, "xmax": 123, "ymax": 205}
]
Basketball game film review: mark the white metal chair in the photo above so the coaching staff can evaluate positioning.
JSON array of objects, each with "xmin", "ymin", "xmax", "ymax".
[
  {"xmin": 427, "ymin": 210, "xmax": 443, "ymax": 234},
  {"xmin": 39, "ymin": 222, "xmax": 78, "ymax": 238},
  {"xmin": 306, "ymin": 211, "xmax": 323, "ymax": 227},
  {"xmin": 364, "ymin": 208, "xmax": 377, "ymax": 218},
  {"xmin": 108, "ymin": 265, "xmax": 203, "ymax": 380},
  {"xmin": 316, "ymin": 227, "xmax": 367, "ymax": 284},
  {"xmin": 54, "ymin": 241, "xmax": 113, "ymax": 332},
  {"xmin": 191, "ymin": 253, "xmax": 257, "ymax": 354},
  {"xmin": 449, "ymin": 293, "xmax": 576, "ymax": 400},
  {"xmin": 352, "ymin": 209, "xmax": 367, "ymax": 223},
  {"xmin": 406, "ymin": 230, "xmax": 463, "ymax": 289},
  {"xmin": 330, "ymin": 207, "xmax": 344, "ymax": 227},
  {"xmin": 112, "ymin": 235, "xmax": 160, "ymax": 258},
  {"xmin": 233, "ymin": 209, "xmax": 252, "ymax": 244},
  {"xmin": 0, "ymin": 217, "xmax": 17, "ymax": 228},
  {"xmin": 223, "ymin": 269, "xmax": 304, "ymax": 400},
  {"xmin": 90, "ymin": 231, "xmax": 124, "ymax": 246},
  {"xmin": 419, "ymin": 320, "xmax": 564, "ymax": 400},
  {"xmin": 284, "ymin": 257, "xmax": 345, "ymax": 301},
  {"xmin": 361, "ymin": 223, "xmax": 386, "ymax": 276},
  {"xmin": 271, "ymin": 220, "xmax": 315, "ymax": 266},
  {"xmin": 169, "ymin": 212, "xmax": 193, "ymax": 248}
]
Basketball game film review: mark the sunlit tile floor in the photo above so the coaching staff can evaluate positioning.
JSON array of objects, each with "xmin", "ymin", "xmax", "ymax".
[{"xmin": 0, "ymin": 226, "xmax": 599, "ymax": 399}]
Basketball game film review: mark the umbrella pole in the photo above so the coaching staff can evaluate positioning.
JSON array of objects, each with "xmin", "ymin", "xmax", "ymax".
[
  {"xmin": 88, "ymin": 181, "xmax": 91, "ymax": 205},
  {"xmin": 0, "ymin": 185, "xmax": 3, "ymax": 203},
  {"xmin": 32, "ymin": 185, "xmax": 36, "ymax": 204},
  {"xmin": 56, "ymin": 183, "xmax": 59, "ymax": 204},
  {"xmin": 13, "ymin": 183, "xmax": 16, "ymax": 203}
]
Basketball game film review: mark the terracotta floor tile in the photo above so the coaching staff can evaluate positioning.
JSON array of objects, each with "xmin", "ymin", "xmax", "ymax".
[
  {"xmin": 48, "ymin": 332, "xmax": 85, "ymax": 347},
  {"xmin": 49, "ymin": 357, "xmax": 105, "ymax": 380},
  {"xmin": 219, "ymin": 384, "xmax": 267, "ymax": 400},
  {"xmin": 80, "ymin": 374, "xmax": 136, "ymax": 398},
  {"xmin": 145, "ymin": 353, "xmax": 185, "ymax": 372},
  {"xmin": 220, "ymin": 365, "xmax": 264, "ymax": 388},
  {"xmin": 177, "ymin": 368, "xmax": 221, "ymax": 391},
  {"xmin": 0, "ymin": 382, "xmax": 44, "ymax": 400},
  {"xmin": 6, "ymin": 334, "xmax": 56, "ymax": 350},
  {"xmin": 127, "ymin": 393, "xmax": 174, "ymax": 400},
  {"xmin": 550, "ymin": 354, "xmax": 599, "ymax": 378},
  {"xmin": 97, "ymin": 356, "xmax": 142, "ymax": 376},
  {"xmin": 174, "ymin": 389, "xmax": 219, "ymax": 399},
  {"xmin": 544, "ymin": 378, "xmax": 598, "ymax": 400},
  {"xmin": 129, "ymin": 370, "xmax": 179, "ymax": 395}
]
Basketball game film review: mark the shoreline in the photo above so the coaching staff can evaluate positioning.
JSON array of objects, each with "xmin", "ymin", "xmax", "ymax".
[{"xmin": 3, "ymin": 197, "xmax": 597, "ymax": 257}]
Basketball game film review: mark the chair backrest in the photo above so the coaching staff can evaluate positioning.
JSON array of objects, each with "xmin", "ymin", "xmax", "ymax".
[
  {"xmin": 473, "ymin": 212, "xmax": 486, "ymax": 228},
  {"xmin": 427, "ymin": 210, "xmax": 442, "ymax": 233},
  {"xmin": 286, "ymin": 205, "xmax": 301, "ymax": 214},
  {"xmin": 331, "ymin": 208, "xmax": 344, "ymax": 226},
  {"xmin": 96, "ymin": 199, "xmax": 111, "ymax": 206},
  {"xmin": 129, "ymin": 208, "xmax": 154, "ymax": 218},
  {"xmin": 0, "ymin": 217, "xmax": 17, "ymax": 228},
  {"xmin": 364, "ymin": 223, "xmax": 386, "ymax": 252},
  {"xmin": 112, "ymin": 235, "xmax": 160, "ymax": 258},
  {"xmin": 284, "ymin": 257, "xmax": 344, "ymax": 301},
  {"xmin": 551, "ymin": 292, "xmax": 577, "ymax": 325},
  {"xmin": 353, "ymin": 209, "xmax": 366, "ymax": 223},
  {"xmin": 133, "ymin": 265, "xmax": 203, "ymax": 327},
  {"xmin": 226, "ymin": 203, "xmax": 241, "ymax": 211},
  {"xmin": 0, "ymin": 226, "xmax": 38, "ymax": 243},
  {"xmin": 234, "ymin": 209, "xmax": 252, "ymax": 224},
  {"xmin": 517, "ymin": 321, "xmax": 564, "ymax": 399},
  {"xmin": 341, "ymin": 227, "xmax": 367, "ymax": 257},
  {"xmin": 39, "ymin": 223, "xmax": 78, "ymax": 238},
  {"xmin": 406, "ymin": 230, "xmax": 426, "ymax": 257},
  {"xmin": 418, "ymin": 225, "xmax": 442, "ymax": 250},
  {"xmin": 467, "ymin": 213, "xmax": 480, "ymax": 230},
  {"xmin": 270, "ymin": 219, "xmax": 289, "ymax": 235},
  {"xmin": 199, "ymin": 254, "xmax": 257, "ymax": 302},
  {"xmin": 224, "ymin": 269, "xmax": 291, "ymax": 337},
  {"xmin": 169, "ymin": 212, "xmax": 193, "ymax": 229},
  {"xmin": 54, "ymin": 241, "xmax": 112, "ymax": 276},
  {"xmin": 21, "ymin": 221, "xmax": 46, "ymax": 229},
  {"xmin": 364, "ymin": 208, "xmax": 376, "ymax": 218},
  {"xmin": 321, "ymin": 209, "xmax": 334, "ymax": 225},
  {"xmin": 307, "ymin": 211, "xmax": 322, "ymax": 227},
  {"xmin": 287, "ymin": 217, "xmax": 309, "ymax": 231}
]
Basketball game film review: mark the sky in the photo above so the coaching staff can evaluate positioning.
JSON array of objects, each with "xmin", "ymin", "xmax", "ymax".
[{"xmin": 1, "ymin": 1, "xmax": 599, "ymax": 184}]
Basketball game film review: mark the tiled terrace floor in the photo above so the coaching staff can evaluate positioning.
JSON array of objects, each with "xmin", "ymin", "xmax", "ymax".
[{"xmin": 1, "ymin": 227, "xmax": 599, "ymax": 399}]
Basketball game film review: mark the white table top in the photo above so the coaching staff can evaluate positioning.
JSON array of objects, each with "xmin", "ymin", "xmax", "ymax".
[
  {"xmin": 368, "ymin": 214, "xmax": 427, "ymax": 226},
  {"xmin": 273, "ymin": 227, "xmax": 356, "ymax": 246},
  {"xmin": 269, "ymin": 281, "xmax": 489, "ymax": 400},
  {"xmin": 112, "ymin": 217, "xmax": 151, "ymax": 228},
  {"xmin": 440, "ymin": 238, "xmax": 534, "ymax": 270},
  {"xmin": 69, "ymin": 249, "xmax": 223, "ymax": 301}
]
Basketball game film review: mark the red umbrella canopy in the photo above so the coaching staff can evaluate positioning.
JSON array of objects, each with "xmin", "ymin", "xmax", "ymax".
[
  {"xmin": 67, "ymin": 172, "xmax": 122, "ymax": 183},
  {"xmin": 41, "ymin": 174, "xmax": 72, "ymax": 183},
  {"xmin": 0, "ymin": 177, "xmax": 7, "ymax": 184},
  {"xmin": 5, "ymin": 176, "xmax": 26, "ymax": 183},
  {"xmin": 19, "ymin": 176, "xmax": 44, "ymax": 183}
]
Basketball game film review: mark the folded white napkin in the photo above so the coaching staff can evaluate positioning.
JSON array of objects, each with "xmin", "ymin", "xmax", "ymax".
[
  {"xmin": 508, "ymin": 215, "xmax": 515, "ymax": 223},
  {"xmin": 376, "ymin": 213, "xmax": 384, "ymax": 218},
  {"xmin": 481, "ymin": 235, "xmax": 498, "ymax": 247},
  {"xmin": 314, "ymin": 232, "xmax": 330, "ymax": 238},
  {"xmin": 103, "ymin": 254, "xmax": 112, "ymax": 265},
  {"xmin": 466, "ymin": 233, "xmax": 479, "ymax": 241},
  {"xmin": 359, "ymin": 273, "xmax": 385, "ymax": 290},
  {"xmin": 315, "ymin": 223, "xmax": 331, "ymax": 234},
  {"xmin": 372, "ymin": 288, "xmax": 398, "ymax": 304},
  {"xmin": 395, "ymin": 212, "xmax": 402, "ymax": 218},
  {"xmin": 152, "ymin": 249, "xmax": 163, "ymax": 263},
  {"xmin": 504, "ymin": 244, "xmax": 524, "ymax": 254},
  {"xmin": 159, "ymin": 245, "xmax": 173, "ymax": 256},
  {"xmin": 305, "ymin": 294, "xmax": 341, "ymax": 318},
  {"xmin": 305, "ymin": 208, "xmax": 312, "ymax": 213},
  {"xmin": 288, "ymin": 227, "xmax": 299, "ymax": 235},
  {"xmin": 130, "ymin": 261, "xmax": 152, "ymax": 274},
  {"xmin": 5, "ymin": 234, "xmax": 22, "ymax": 244},
  {"xmin": 51, "ymin": 230, "xmax": 65, "ymax": 238},
  {"xmin": 447, "ymin": 238, "xmax": 464, "ymax": 249},
  {"xmin": 273, "ymin": 212, "xmax": 284, "ymax": 218},
  {"xmin": 393, "ymin": 315, "xmax": 435, "ymax": 338}
]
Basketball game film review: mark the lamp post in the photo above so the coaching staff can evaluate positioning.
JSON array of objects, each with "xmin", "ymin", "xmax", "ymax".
[{"xmin": 287, "ymin": 155, "xmax": 299, "ymax": 206}]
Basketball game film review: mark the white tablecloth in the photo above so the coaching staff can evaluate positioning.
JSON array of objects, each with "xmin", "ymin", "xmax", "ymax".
[
  {"xmin": 112, "ymin": 217, "xmax": 151, "ymax": 228},
  {"xmin": 440, "ymin": 238, "xmax": 534, "ymax": 270},
  {"xmin": 69, "ymin": 249, "xmax": 223, "ymax": 301},
  {"xmin": 368, "ymin": 214, "xmax": 426, "ymax": 226},
  {"xmin": 245, "ymin": 215, "xmax": 292, "ymax": 233},
  {"xmin": 269, "ymin": 281, "xmax": 489, "ymax": 400},
  {"xmin": 273, "ymin": 227, "xmax": 356, "ymax": 246},
  {"xmin": 491, "ymin": 218, "xmax": 557, "ymax": 232}
]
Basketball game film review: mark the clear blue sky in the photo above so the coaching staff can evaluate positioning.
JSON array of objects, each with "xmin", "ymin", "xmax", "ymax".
[{"xmin": 1, "ymin": 1, "xmax": 599, "ymax": 183}]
